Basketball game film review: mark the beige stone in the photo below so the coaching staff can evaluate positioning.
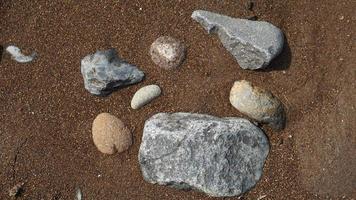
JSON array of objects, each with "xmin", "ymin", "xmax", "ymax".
[
  {"xmin": 229, "ymin": 80, "xmax": 285, "ymax": 130},
  {"xmin": 92, "ymin": 113, "xmax": 132, "ymax": 154}
]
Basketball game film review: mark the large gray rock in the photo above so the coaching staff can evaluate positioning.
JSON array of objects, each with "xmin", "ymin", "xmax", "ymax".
[
  {"xmin": 192, "ymin": 10, "xmax": 284, "ymax": 70},
  {"xmin": 81, "ymin": 49, "xmax": 144, "ymax": 96},
  {"xmin": 139, "ymin": 113, "xmax": 269, "ymax": 197}
]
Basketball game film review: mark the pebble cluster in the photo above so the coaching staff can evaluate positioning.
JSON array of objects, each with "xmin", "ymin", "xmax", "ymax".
[{"xmin": 3, "ymin": 9, "xmax": 287, "ymax": 198}]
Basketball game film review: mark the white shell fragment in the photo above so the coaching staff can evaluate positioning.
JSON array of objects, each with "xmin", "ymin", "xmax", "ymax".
[{"xmin": 6, "ymin": 45, "xmax": 36, "ymax": 63}]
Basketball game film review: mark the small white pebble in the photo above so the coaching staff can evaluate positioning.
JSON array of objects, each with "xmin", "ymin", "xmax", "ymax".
[
  {"xmin": 139, "ymin": 7, "xmax": 142, "ymax": 11},
  {"xmin": 257, "ymin": 195, "xmax": 267, "ymax": 200},
  {"xmin": 131, "ymin": 85, "xmax": 161, "ymax": 109},
  {"xmin": 6, "ymin": 45, "xmax": 36, "ymax": 63},
  {"xmin": 339, "ymin": 15, "xmax": 344, "ymax": 20},
  {"xmin": 76, "ymin": 188, "xmax": 82, "ymax": 200}
]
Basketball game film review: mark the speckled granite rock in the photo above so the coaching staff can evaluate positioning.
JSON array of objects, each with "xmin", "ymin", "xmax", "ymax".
[
  {"xmin": 131, "ymin": 84, "xmax": 161, "ymax": 109},
  {"xmin": 139, "ymin": 112, "xmax": 269, "ymax": 197},
  {"xmin": 81, "ymin": 49, "xmax": 144, "ymax": 96},
  {"xmin": 192, "ymin": 10, "xmax": 284, "ymax": 70},
  {"xmin": 150, "ymin": 36, "xmax": 186, "ymax": 70},
  {"xmin": 230, "ymin": 80, "xmax": 286, "ymax": 130}
]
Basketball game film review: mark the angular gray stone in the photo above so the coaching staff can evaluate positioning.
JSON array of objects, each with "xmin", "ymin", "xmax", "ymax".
[
  {"xmin": 139, "ymin": 113, "xmax": 269, "ymax": 197},
  {"xmin": 192, "ymin": 10, "xmax": 284, "ymax": 70},
  {"xmin": 81, "ymin": 49, "xmax": 144, "ymax": 96}
]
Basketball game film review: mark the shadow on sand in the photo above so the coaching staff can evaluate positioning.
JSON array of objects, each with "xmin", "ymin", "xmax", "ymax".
[{"xmin": 259, "ymin": 36, "xmax": 292, "ymax": 72}]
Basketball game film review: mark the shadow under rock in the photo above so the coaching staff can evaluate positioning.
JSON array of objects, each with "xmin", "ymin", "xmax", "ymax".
[
  {"xmin": 0, "ymin": 45, "xmax": 3, "ymax": 62},
  {"xmin": 259, "ymin": 36, "xmax": 292, "ymax": 72}
]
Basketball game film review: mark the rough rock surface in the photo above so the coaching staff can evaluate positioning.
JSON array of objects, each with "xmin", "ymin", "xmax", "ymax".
[
  {"xmin": 131, "ymin": 84, "xmax": 161, "ymax": 109},
  {"xmin": 92, "ymin": 113, "xmax": 132, "ymax": 154},
  {"xmin": 139, "ymin": 113, "xmax": 269, "ymax": 197},
  {"xmin": 5, "ymin": 45, "xmax": 36, "ymax": 63},
  {"xmin": 150, "ymin": 36, "xmax": 186, "ymax": 70},
  {"xmin": 81, "ymin": 49, "xmax": 144, "ymax": 96},
  {"xmin": 191, "ymin": 10, "xmax": 284, "ymax": 70},
  {"xmin": 230, "ymin": 80, "xmax": 285, "ymax": 130}
]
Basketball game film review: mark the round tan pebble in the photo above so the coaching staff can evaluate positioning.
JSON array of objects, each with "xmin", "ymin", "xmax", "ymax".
[
  {"xmin": 150, "ymin": 36, "xmax": 186, "ymax": 70},
  {"xmin": 229, "ymin": 80, "xmax": 286, "ymax": 130},
  {"xmin": 92, "ymin": 113, "xmax": 132, "ymax": 154}
]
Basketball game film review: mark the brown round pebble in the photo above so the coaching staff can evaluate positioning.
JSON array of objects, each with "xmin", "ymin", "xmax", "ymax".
[
  {"xmin": 92, "ymin": 113, "xmax": 132, "ymax": 154},
  {"xmin": 150, "ymin": 36, "xmax": 186, "ymax": 70}
]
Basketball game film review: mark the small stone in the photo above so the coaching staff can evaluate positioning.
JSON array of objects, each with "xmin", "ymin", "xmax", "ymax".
[
  {"xmin": 229, "ymin": 80, "xmax": 285, "ymax": 130},
  {"xmin": 150, "ymin": 36, "xmax": 186, "ymax": 70},
  {"xmin": 191, "ymin": 10, "xmax": 284, "ymax": 70},
  {"xmin": 139, "ymin": 112, "xmax": 269, "ymax": 197},
  {"xmin": 92, "ymin": 113, "xmax": 132, "ymax": 154},
  {"xmin": 6, "ymin": 45, "xmax": 36, "ymax": 63},
  {"xmin": 9, "ymin": 182, "xmax": 24, "ymax": 197},
  {"xmin": 76, "ymin": 188, "xmax": 82, "ymax": 200},
  {"xmin": 131, "ymin": 85, "xmax": 161, "ymax": 109},
  {"xmin": 81, "ymin": 49, "xmax": 144, "ymax": 96}
]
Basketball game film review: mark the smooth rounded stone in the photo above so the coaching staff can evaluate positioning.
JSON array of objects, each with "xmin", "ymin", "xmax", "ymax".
[
  {"xmin": 192, "ymin": 10, "xmax": 284, "ymax": 70},
  {"xmin": 5, "ymin": 45, "xmax": 36, "ymax": 63},
  {"xmin": 139, "ymin": 112, "xmax": 270, "ymax": 197},
  {"xmin": 131, "ymin": 85, "xmax": 161, "ymax": 109},
  {"xmin": 92, "ymin": 113, "xmax": 132, "ymax": 154},
  {"xmin": 150, "ymin": 36, "xmax": 186, "ymax": 70},
  {"xmin": 229, "ymin": 80, "xmax": 285, "ymax": 130},
  {"xmin": 81, "ymin": 49, "xmax": 144, "ymax": 96}
]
